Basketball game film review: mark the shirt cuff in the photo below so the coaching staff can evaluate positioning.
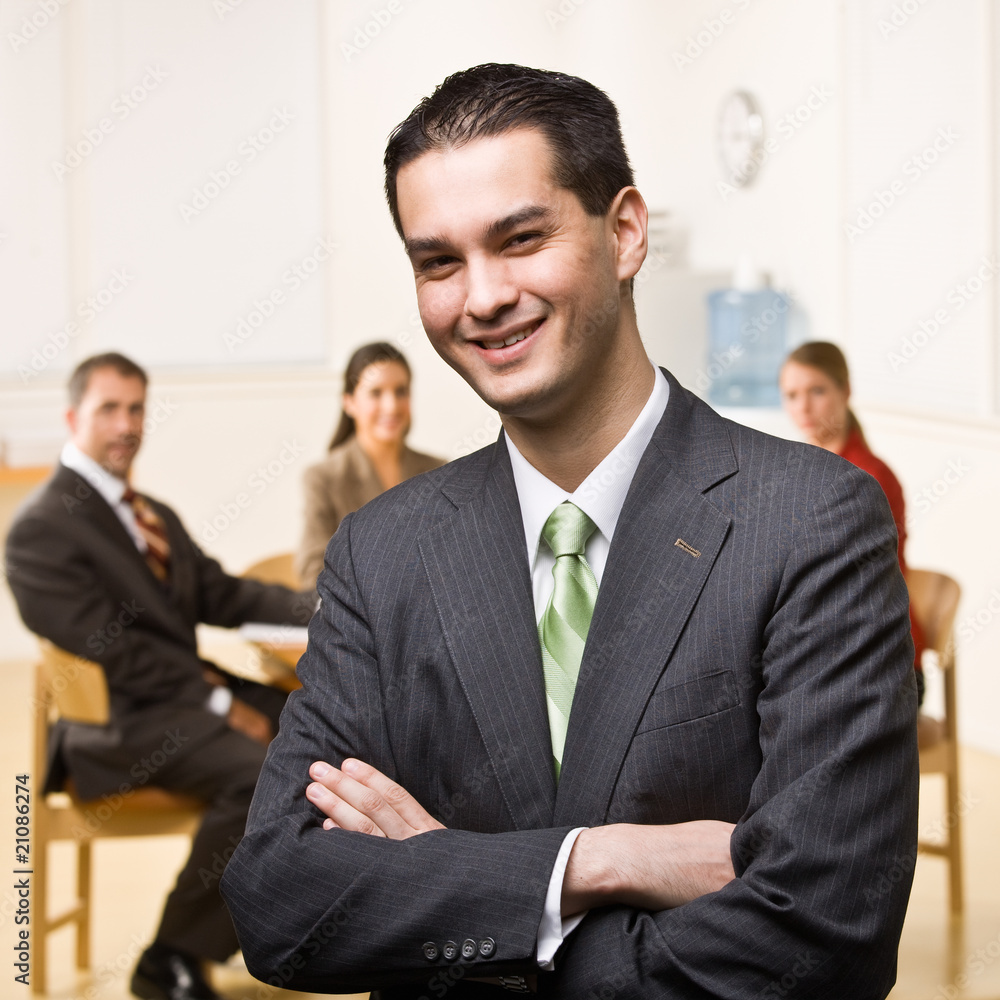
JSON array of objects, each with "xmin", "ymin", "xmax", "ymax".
[
  {"xmin": 207, "ymin": 685, "xmax": 234, "ymax": 716},
  {"xmin": 536, "ymin": 827, "xmax": 588, "ymax": 969}
]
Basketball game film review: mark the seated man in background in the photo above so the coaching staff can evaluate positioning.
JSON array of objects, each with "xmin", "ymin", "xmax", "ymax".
[{"xmin": 5, "ymin": 352, "xmax": 315, "ymax": 1000}]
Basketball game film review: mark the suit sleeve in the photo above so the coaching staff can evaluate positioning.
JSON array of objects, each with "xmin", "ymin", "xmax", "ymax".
[
  {"xmin": 549, "ymin": 466, "xmax": 919, "ymax": 1000},
  {"xmin": 5, "ymin": 502, "xmax": 313, "ymax": 706},
  {"xmin": 222, "ymin": 512, "xmax": 573, "ymax": 993},
  {"xmin": 182, "ymin": 526, "xmax": 315, "ymax": 631},
  {"xmin": 223, "ymin": 467, "xmax": 918, "ymax": 999},
  {"xmin": 5, "ymin": 507, "xmax": 205, "ymax": 704}
]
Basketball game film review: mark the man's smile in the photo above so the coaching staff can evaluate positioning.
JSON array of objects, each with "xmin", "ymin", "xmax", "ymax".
[{"xmin": 475, "ymin": 319, "xmax": 543, "ymax": 353}]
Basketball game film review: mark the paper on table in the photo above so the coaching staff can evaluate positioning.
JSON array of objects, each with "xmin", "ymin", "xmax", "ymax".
[{"xmin": 238, "ymin": 622, "xmax": 309, "ymax": 645}]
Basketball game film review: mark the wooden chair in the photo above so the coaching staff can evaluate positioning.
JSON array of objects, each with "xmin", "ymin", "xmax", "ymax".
[
  {"xmin": 32, "ymin": 641, "xmax": 202, "ymax": 995},
  {"xmin": 907, "ymin": 568, "xmax": 963, "ymax": 915},
  {"xmin": 242, "ymin": 552, "xmax": 299, "ymax": 589}
]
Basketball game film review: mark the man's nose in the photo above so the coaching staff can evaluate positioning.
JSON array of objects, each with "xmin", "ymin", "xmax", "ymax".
[{"xmin": 464, "ymin": 258, "xmax": 518, "ymax": 320}]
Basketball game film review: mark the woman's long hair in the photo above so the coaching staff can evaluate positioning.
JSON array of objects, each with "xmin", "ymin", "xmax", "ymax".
[
  {"xmin": 328, "ymin": 342, "xmax": 411, "ymax": 451},
  {"xmin": 784, "ymin": 341, "xmax": 867, "ymax": 447}
]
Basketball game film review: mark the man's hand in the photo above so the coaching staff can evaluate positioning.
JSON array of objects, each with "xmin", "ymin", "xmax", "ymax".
[
  {"xmin": 227, "ymin": 697, "xmax": 273, "ymax": 745},
  {"xmin": 306, "ymin": 758, "xmax": 445, "ymax": 839},
  {"xmin": 562, "ymin": 820, "xmax": 736, "ymax": 916}
]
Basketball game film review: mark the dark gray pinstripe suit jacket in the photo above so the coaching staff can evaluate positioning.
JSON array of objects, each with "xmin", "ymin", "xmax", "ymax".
[{"xmin": 223, "ymin": 370, "xmax": 919, "ymax": 999}]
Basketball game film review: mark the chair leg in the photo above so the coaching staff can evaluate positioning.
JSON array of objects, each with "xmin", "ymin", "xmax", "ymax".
[
  {"xmin": 946, "ymin": 749, "xmax": 964, "ymax": 915},
  {"xmin": 77, "ymin": 840, "xmax": 92, "ymax": 969}
]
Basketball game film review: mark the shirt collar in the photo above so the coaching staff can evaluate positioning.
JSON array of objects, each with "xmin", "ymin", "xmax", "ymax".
[
  {"xmin": 60, "ymin": 441, "xmax": 128, "ymax": 507},
  {"xmin": 505, "ymin": 364, "xmax": 669, "ymax": 565}
]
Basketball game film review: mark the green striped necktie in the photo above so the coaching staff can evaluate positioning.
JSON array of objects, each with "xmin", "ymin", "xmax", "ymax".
[{"xmin": 538, "ymin": 501, "xmax": 598, "ymax": 780}]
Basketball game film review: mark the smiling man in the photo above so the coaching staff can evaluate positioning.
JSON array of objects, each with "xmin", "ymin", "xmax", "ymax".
[{"xmin": 222, "ymin": 65, "xmax": 918, "ymax": 999}]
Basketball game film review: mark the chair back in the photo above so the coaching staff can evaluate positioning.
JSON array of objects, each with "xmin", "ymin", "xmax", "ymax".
[
  {"xmin": 906, "ymin": 569, "xmax": 961, "ymax": 666},
  {"xmin": 243, "ymin": 552, "xmax": 299, "ymax": 589},
  {"xmin": 37, "ymin": 639, "xmax": 110, "ymax": 724}
]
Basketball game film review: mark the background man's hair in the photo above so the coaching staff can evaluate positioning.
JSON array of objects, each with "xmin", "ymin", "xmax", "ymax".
[
  {"xmin": 68, "ymin": 352, "xmax": 148, "ymax": 409},
  {"xmin": 384, "ymin": 63, "xmax": 635, "ymax": 237}
]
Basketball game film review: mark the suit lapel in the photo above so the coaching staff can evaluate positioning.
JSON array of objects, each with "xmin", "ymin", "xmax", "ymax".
[
  {"xmin": 419, "ymin": 441, "xmax": 557, "ymax": 830},
  {"xmin": 55, "ymin": 464, "xmax": 181, "ymax": 607},
  {"xmin": 555, "ymin": 374, "xmax": 737, "ymax": 826}
]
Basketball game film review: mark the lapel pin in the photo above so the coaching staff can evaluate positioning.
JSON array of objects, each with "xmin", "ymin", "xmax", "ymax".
[{"xmin": 674, "ymin": 538, "xmax": 701, "ymax": 558}]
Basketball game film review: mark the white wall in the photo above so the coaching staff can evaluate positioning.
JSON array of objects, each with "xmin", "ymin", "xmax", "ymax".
[{"xmin": 1, "ymin": 0, "xmax": 998, "ymax": 751}]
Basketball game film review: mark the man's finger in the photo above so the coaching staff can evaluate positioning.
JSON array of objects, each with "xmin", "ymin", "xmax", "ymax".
[
  {"xmin": 305, "ymin": 779, "xmax": 387, "ymax": 837},
  {"xmin": 307, "ymin": 763, "xmax": 419, "ymax": 839},
  {"xmin": 341, "ymin": 758, "xmax": 445, "ymax": 834}
]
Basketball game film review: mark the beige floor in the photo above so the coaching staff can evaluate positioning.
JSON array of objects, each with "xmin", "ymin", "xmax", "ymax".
[{"xmin": 4, "ymin": 653, "xmax": 998, "ymax": 1000}]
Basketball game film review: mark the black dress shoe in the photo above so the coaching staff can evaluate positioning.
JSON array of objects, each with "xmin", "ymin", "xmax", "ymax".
[{"xmin": 130, "ymin": 945, "xmax": 220, "ymax": 1000}]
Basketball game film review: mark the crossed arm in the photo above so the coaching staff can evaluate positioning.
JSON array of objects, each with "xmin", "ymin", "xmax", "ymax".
[
  {"xmin": 223, "ymin": 466, "xmax": 918, "ymax": 999},
  {"xmin": 305, "ymin": 757, "xmax": 736, "ymax": 916}
]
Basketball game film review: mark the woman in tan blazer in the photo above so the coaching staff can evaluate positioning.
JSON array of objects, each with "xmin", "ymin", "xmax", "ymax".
[{"xmin": 296, "ymin": 342, "xmax": 444, "ymax": 586}]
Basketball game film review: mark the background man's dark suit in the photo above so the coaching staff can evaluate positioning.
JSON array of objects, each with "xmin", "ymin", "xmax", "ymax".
[
  {"xmin": 6, "ymin": 461, "xmax": 314, "ymax": 959},
  {"xmin": 222, "ymin": 372, "xmax": 919, "ymax": 999}
]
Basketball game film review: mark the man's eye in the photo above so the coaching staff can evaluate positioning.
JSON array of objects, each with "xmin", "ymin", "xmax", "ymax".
[
  {"xmin": 420, "ymin": 256, "xmax": 457, "ymax": 273},
  {"xmin": 507, "ymin": 232, "xmax": 541, "ymax": 248}
]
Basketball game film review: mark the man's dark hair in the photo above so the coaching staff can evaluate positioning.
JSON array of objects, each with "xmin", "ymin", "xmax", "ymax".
[
  {"xmin": 384, "ymin": 63, "xmax": 634, "ymax": 238},
  {"xmin": 68, "ymin": 352, "xmax": 148, "ymax": 409}
]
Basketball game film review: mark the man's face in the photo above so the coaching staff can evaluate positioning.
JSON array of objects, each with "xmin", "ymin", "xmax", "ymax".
[
  {"xmin": 67, "ymin": 367, "xmax": 146, "ymax": 477},
  {"xmin": 396, "ymin": 129, "xmax": 631, "ymax": 423}
]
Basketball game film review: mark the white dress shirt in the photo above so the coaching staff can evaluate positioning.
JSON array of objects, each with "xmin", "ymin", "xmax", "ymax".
[
  {"xmin": 59, "ymin": 441, "xmax": 233, "ymax": 716},
  {"xmin": 504, "ymin": 364, "xmax": 670, "ymax": 967}
]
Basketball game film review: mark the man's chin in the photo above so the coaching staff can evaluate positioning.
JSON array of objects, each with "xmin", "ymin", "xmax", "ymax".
[{"xmin": 100, "ymin": 457, "xmax": 133, "ymax": 479}]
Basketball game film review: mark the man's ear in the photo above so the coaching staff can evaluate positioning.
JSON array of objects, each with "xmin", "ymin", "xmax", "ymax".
[
  {"xmin": 609, "ymin": 186, "xmax": 648, "ymax": 283},
  {"xmin": 65, "ymin": 407, "xmax": 78, "ymax": 436}
]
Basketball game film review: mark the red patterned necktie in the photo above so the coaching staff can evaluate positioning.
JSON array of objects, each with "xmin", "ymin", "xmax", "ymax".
[{"xmin": 122, "ymin": 488, "xmax": 171, "ymax": 582}]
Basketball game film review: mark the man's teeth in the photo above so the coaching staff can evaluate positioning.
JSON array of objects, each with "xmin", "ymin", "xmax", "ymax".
[{"xmin": 483, "ymin": 328, "xmax": 532, "ymax": 350}]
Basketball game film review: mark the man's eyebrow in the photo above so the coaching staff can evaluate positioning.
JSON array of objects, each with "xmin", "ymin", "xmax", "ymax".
[
  {"xmin": 404, "ymin": 205, "xmax": 554, "ymax": 260},
  {"xmin": 482, "ymin": 205, "xmax": 553, "ymax": 243}
]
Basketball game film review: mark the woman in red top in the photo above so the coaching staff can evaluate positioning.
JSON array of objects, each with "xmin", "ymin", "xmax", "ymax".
[{"xmin": 779, "ymin": 341, "xmax": 927, "ymax": 704}]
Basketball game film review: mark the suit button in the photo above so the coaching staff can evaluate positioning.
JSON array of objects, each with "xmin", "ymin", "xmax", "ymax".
[
  {"xmin": 461, "ymin": 938, "xmax": 477, "ymax": 960},
  {"xmin": 478, "ymin": 937, "xmax": 496, "ymax": 958},
  {"xmin": 442, "ymin": 940, "xmax": 458, "ymax": 961},
  {"xmin": 422, "ymin": 941, "xmax": 439, "ymax": 961}
]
